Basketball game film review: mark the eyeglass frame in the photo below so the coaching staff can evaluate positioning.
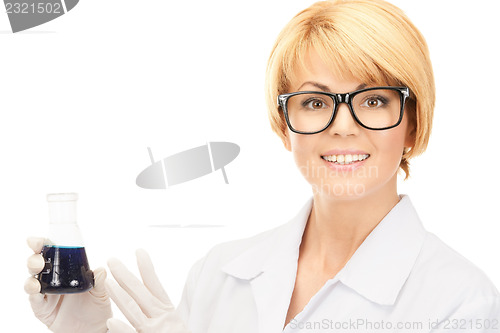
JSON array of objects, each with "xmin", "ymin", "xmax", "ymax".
[{"xmin": 277, "ymin": 86, "xmax": 410, "ymax": 134}]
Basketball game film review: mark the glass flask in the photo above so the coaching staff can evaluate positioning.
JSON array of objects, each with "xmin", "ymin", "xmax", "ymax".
[{"xmin": 37, "ymin": 193, "xmax": 94, "ymax": 294}]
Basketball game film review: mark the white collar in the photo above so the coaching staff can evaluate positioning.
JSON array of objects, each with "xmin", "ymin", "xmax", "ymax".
[{"xmin": 222, "ymin": 194, "xmax": 427, "ymax": 306}]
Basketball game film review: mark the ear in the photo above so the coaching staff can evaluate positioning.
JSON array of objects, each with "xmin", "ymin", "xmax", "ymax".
[
  {"xmin": 402, "ymin": 100, "xmax": 417, "ymax": 149},
  {"xmin": 283, "ymin": 130, "xmax": 292, "ymax": 152},
  {"xmin": 404, "ymin": 118, "xmax": 416, "ymax": 149}
]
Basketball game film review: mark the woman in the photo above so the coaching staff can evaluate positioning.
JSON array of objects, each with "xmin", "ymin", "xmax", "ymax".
[{"xmin": 26, "ymin": 0, "xmax": 500, "ymax": 332}]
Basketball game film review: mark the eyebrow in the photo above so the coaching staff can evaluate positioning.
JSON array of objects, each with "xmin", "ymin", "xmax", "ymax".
[{"xmin": 297, "ymin": 81, "xmax": 367, "ymax": 92}]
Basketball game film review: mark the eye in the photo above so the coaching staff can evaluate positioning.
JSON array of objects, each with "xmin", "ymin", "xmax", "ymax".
[
  {"xmin": 361, "ymin": 96, "xmax": 387, "ymax": 108},
  {"xmin": 303, "ymin": 98, "xmax": 328, "ymax": 110}
]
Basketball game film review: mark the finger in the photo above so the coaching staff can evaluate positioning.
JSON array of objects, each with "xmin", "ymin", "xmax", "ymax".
[
  {"xmin": 107, "ymin": 257, "xmax": 166, "ymax": 317},
  {"xmin": 105, "ymin": 278, "xmax": 146, "ymax": 329},
  {"xmin": 136, "ymin": 249, "xmax": 173, "ymax": 308},
  {"xmin": 27, "ymin": 237, "xmax": 45, "ymax": 253},
  {"xmin": 106, "ymin": 318, "xmax": 137, "ymax": 333},
  {"xmin": 27, "ymin": 254, "xmax": 45, "ymax": 275},
  {"xmin": 24, "ymin": 277, "xmax": 41, "ymax": 294},
  {"xmin": 29, "ymin": 293, "xmax": 62, "ymax": 323},
  {"xmin": 89, "ymin": 266, "xmax": 107, "ymax": 298},
  {"xmin": 28, "ymin": 292, "xmax": 45, "ymax": 305}
]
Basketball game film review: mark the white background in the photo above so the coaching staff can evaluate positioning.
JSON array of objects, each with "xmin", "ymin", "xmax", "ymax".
[{"xmin": 1, "ymin": 0, "xmax": 499, "ymax": 331}]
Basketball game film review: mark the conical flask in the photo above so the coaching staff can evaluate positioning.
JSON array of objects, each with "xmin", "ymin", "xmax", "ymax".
[{"xmin": 37, "ymin": 193, "xmax": 94, "ymax": 294}]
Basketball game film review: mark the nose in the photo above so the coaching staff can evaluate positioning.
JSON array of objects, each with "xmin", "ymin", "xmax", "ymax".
[{"xmin": 326, "ymin": 102, "xmax": 360, "ymax": 136}]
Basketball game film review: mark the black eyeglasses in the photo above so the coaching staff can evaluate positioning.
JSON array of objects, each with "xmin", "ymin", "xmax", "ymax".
[{"xmin": 277, "ymin": 86, "xmax": 410, "ymax": 134}]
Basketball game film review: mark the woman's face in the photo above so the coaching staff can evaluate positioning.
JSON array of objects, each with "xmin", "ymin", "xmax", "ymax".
[{"xmin": 284, "ymin": 49, "xmax": 415, "ymax": 200}]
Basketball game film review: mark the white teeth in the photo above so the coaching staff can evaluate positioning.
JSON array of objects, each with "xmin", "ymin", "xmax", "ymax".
[{"xmin": 322, "ymin": 154, "xmax": 369, "ymax": 165}]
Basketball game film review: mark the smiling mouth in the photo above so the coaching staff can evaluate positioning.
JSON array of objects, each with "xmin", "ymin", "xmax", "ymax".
[{"xmin": 321, "ymin": 154, "xmax": 370, "ymax": 165}]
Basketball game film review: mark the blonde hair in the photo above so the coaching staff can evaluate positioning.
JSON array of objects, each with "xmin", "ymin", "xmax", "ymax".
[{"xmin": 265, "ymin": 0, "xmax": 435, "ymax": 180}]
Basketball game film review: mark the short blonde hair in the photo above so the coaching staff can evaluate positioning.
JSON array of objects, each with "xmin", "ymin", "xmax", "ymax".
[{"xmin": 265, "ymin": 0, "xmax": 435, "ymax": 180}]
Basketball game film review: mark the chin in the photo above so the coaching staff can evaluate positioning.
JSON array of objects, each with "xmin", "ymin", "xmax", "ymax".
[{"xmin": 309, "ymin": 177, "xmax": 372, "ymax": 199}]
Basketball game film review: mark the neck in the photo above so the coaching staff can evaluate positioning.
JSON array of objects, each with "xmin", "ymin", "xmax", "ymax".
[{"xmin": 300, "ymin": 174, "xmax": 401, "ymax": 272}]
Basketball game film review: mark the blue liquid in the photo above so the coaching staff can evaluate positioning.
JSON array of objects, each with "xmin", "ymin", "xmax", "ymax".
[{"xmin": 38, "ymin": 246, "xmax": 94, "ymax": 294}]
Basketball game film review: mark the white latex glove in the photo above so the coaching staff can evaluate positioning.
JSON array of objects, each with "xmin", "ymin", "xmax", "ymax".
[
  {"xmin": 105, "ymin": 249, "xmax": 190, "ymax": 333},
  {"xmin": 24, "ymin": 237, "xmax": 112, "ymax": 333}
]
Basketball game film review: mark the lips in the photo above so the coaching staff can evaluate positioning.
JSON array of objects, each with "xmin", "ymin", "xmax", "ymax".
[
  {"xmin": 321, "ymin": 153, "xmax": 370, "ymax": 165},
  {"xmin": 321, "ymin": 148, "xmax": 370, "ymax": 165}
]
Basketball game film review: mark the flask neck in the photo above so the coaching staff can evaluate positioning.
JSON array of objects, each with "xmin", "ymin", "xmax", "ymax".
[
  {"xmin": 46, "ymin": 193, "xmax": 83, "ymax": 246},
  {"xmin": 48, "ymin": 201, "xmax": 77, "ymax": 224}
]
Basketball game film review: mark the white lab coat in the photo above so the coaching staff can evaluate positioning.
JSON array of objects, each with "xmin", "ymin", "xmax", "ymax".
[{"xmin": 176, "ymin": 195, "xmax": 500, "ymax": 332}]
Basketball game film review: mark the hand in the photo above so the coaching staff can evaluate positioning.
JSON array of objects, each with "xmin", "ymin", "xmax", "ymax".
[
  {"xmin": 24, "ymin": 237, "xmax": 113, "ymax": 333},
  {"xmin": 105, "ymin": 249, "xmax": 190, "ymax": 333}
]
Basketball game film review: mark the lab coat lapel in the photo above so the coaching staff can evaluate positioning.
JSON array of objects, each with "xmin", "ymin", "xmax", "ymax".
[
  {"xmin": 337, "ymin": 194, "xmax": 426, "ymax": 305},
  {"xmin": 222, "ymin": 197, "xmax": 313, "ymax": 332},
  {"xmin": 250, "ymin": 254, "xmax": 300, "ymax": 332}
]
